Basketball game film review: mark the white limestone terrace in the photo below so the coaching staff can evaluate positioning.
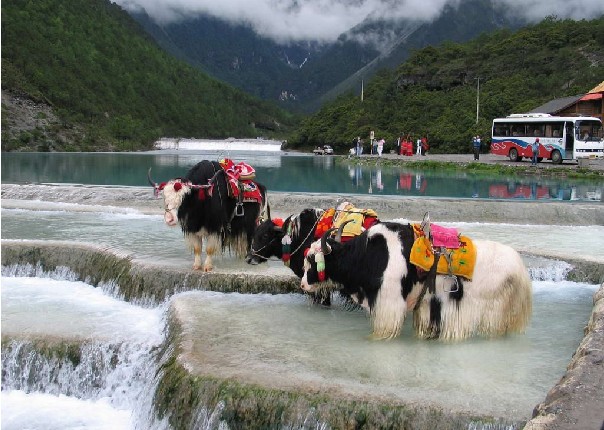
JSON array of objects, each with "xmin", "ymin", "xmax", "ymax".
[{"xmin": 154, "ymin": 137, "xmax": 283, "ymax": 152}]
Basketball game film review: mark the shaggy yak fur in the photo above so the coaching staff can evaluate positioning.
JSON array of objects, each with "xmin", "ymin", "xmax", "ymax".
[
  {"xmin": 153, "ymin": 160, "xmax": 269, "ymax": 271},
  {"xmin": 301, "ymin": 221, "xmax": 532, "ymax": 340}
]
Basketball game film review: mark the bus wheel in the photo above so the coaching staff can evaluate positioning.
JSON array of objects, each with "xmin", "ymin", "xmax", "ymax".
[
  {"xmin": 537, "ymin": 157, "xmax": 543, "ymax": 163},
  {"xmin": 551, "ymin": 150, "xmax": 562, "ymax": 164},
  {"xmin": 509, "ymin": 148, "xmax": 520, "ymax": 162}
]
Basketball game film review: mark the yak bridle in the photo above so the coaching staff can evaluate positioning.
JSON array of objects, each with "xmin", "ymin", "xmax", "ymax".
[
  {"xmin": 147, "ymin": 167, "xmax": 223, "ymax": 199},
  {"xmin": 304, "ymin": 220, "xmax": 351, "ymax": 282},
  {"xmin": 246, "ymin": 218, "xmax": 284, "ymax": 262}
]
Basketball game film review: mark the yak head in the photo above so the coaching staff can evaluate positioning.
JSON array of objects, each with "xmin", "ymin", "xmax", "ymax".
[
  {"xmin": 159, "ymin": 179, "xmax": 193, "ymax": 226},
  {"xmin": 148, "ymin": 168, "xmax": 199, "ymax": 227},
  {"xmin": 245, "ymin": 217, "xmax": 284, "ymax": 265}
]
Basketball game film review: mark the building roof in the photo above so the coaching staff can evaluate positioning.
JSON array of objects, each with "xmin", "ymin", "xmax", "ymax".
[
  {"xmin": 587, "ymin": 81, "xmax": 604, "ymax": 94},
  {"xmin": 528, "ymin": 95, "xmax": 583, "ymax": 114}
]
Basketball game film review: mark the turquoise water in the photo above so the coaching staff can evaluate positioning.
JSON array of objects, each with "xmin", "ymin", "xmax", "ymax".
[{"xmin": 1, "ymin": 151, "xmax": 602, "ymax": 201}]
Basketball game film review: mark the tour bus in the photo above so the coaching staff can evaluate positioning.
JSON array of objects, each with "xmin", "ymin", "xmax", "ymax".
[{"xmin": 491, "ymin": 113, "xmax": 603, "ymax": 163}]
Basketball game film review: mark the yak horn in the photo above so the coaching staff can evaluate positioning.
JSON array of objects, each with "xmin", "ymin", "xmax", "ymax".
[
  {"xmin": 335, "ymin": 220, "xmax": 353, "ymax": 243},
  {"xmin": 321, "ymin": 227, "xmax": 337, "ymax": 254},
  {"xmin": 147, "ymin": 168, "xmax": 158, "ymax": 188}
]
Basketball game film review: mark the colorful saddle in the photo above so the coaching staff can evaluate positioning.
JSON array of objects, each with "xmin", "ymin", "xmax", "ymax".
[
  {"xmin": 314, "ymin": 202, "xmax": 379, "ymax": 241},
  {"xmin": 218, "ymin": 158, "xmax": 263, "ymax": 203},
  {"xmin": 410, "ymin": 223, "xmax": 477, "ymax": 280}
]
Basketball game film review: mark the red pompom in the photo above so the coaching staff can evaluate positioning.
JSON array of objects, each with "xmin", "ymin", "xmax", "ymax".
[
  {"xmin": 304, "ymin": 248, "xmax": 310, "ymax": 257},
  {"xmin": 273, "ymin": 218, "xmax": 284, "ymax": 227},
  {"xmin": 318, "ymin": 271, "xmax": 325, "ymax": 282},
  {"xmin": 173, "ymin": 182, "xmax": 182, "ymax": 192}
]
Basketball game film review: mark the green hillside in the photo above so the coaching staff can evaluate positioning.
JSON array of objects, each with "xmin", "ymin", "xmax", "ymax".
[
  {"xmin": 1, "ymin": 0, "xmax": 296, "ymax": 151},
  {"xmin": 289, "ymin": 16, "xmax": 604, "ymax": 153}
]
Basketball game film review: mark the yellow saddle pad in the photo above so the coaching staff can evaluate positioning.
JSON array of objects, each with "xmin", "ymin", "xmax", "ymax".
[
  {"xmin": 332, "ymin": 202, "xmax": 378, "ymax": 238},
  {"xmin": 410, "ymin": 235, "xmax": 477, "ymax": 280}
]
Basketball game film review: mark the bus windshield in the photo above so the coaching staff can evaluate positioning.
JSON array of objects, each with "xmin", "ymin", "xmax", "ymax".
[{"xmin": 576, "ymin": 120, "xmax": 603, "ymax": 142}]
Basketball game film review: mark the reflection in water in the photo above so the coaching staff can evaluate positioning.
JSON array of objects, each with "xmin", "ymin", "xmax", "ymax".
[
  {"xmin": 396, "ymin": 173, "xmax": 427, "ymax": 193},
  {"xmin": 1, "ymin": 152, "xmax": 602, "ymax": 201},
  {"xmin": 488, "ymin": 182, "xmax": 602, "ymax": 201}
]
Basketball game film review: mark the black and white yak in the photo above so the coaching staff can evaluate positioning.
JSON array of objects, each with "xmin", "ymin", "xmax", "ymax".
[
  {"xmin": 245, "ymin": 205, "xmax": 379, "ymax": 305},
  {"xmin": 246, "ymin": 208, "xmax": 325, "ymax": 276},
  {"xmin": 148, "ymin": 160, "xmax": 269, "ymax": 271},
  {"xmin": 245, "ymin": 208, "xmax": 333, "ymax": 304},
  {"xmin": 301, "ymin": 221, "xmax": 532, "ymax": 340}
]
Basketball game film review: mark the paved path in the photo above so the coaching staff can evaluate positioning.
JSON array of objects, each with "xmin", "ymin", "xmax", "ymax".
[{"xmin": 359, "ymin": 152, "xmax": 583, "ymax": 169}]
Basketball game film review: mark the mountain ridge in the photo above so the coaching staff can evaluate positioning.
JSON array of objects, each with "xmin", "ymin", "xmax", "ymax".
[{"xmin": 127, "ymin": 0, "xmax": 525, "ymax": 112}]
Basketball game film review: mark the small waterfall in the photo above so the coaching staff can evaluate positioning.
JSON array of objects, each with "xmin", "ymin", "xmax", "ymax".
[
  {"xmin": 528, "ymin": 259, "xmax": 573, "ymax": 282},
  {"xmin": 2, "ymin": 262, "xmax": 80, "ymax": 282},
  {"xmin": 1, "ymin": 339, "xmax": 170, "ymax": 430},
  {"xmin": 2, "ymin": 257, "xmax": 594, "ymax": 430}
]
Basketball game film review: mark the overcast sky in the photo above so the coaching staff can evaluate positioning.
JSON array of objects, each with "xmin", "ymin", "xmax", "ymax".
[{"xmin": 118, "ymin": 0, "xmax": 604, "ymax": 43}]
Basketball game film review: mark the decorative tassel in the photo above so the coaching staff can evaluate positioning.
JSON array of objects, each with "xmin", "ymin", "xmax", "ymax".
[
  {"xmin": 281, "ymin": 234, "xmax": 291, "ymax": 266},
  {"xmin": 316, "ymin": 251, "xmax": 325, "ymax": 282}
]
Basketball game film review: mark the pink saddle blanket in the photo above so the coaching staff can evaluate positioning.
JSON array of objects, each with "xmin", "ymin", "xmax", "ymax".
[{"xmin": 430, "ymin": 223, "xmax": 460, "ymax": 248}]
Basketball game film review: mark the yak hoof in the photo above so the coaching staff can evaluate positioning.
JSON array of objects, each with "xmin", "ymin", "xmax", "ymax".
[{"xmin": 203, "ymin": 264, "xmax": 213, "ymax": 272}]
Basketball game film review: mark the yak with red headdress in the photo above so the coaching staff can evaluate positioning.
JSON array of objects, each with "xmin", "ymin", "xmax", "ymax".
[{"xmin": 148, "ymin": 159, "xmax": 269, "ymax": 271}]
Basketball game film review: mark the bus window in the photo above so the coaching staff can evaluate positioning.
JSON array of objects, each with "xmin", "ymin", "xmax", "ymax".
[
  {"xmin": 511, "ymin": 125, "xmax": 524, "ymax": 136},
  {"xmin": 546, "ymin": 123, "xmax": 563, "ymax": 138}
]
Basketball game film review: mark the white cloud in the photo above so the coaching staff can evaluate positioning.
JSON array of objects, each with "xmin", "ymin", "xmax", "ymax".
[{"xmin": 116, "ymin": 0, "xmax": 604, "ymax": 43}]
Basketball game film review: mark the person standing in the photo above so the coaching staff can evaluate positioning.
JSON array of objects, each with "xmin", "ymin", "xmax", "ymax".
[
  {"xmin": 472, "ymin": 135, "xmax": 481, "ymax": 160},
  {"xmin": 355, "ymin": 136, "xmax": 362, "ymax": 156},
  {"xmin": 531, "ymin": 138, "xmax": 540, "ymax": 166},
  {"xmin": 421, "ymin": 136, "xmax": 429, "ymax": 156},
  {"xmin": 377, "ymin": 138, "xmax": 384, "ymax": 157},
  {"xmin": 416, "ymin": 137, "xmax": 422, "ymax": 155}
]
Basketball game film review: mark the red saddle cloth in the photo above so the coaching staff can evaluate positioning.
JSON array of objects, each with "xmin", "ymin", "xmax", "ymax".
[{"xmin": 218, "ymin": 158, "xmax": 263, "ymax": 203}]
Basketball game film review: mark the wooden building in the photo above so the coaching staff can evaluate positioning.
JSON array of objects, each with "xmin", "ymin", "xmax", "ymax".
[{"xmin": 530, "ymin": 81, "xmax": 604, "ymax": 121}]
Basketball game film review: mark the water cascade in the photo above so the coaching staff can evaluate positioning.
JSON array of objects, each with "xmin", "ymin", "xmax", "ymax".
[{"xmin": 2, "ymin": 170, "xmax": 603, "ymax": 429}]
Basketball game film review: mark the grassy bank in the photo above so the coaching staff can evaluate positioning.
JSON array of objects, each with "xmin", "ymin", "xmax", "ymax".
[{"xmin": 340, "ymin": 157, "xmax": 604, "ymax": 179}]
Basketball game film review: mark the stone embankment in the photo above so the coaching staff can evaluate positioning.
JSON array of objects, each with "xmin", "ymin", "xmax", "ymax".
[{"xmin": 2, "ymin": 183, "xmax": 603, "ymax": 226}]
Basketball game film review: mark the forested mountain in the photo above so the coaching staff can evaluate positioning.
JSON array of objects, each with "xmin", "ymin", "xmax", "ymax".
[
  {"xmin": 1, "ymin": 0, "xmax": 296, "ymax": 152},
  {"xmin": 128, "ymin": 0, "xmax": 524, "ymax": 112},
  {"xmin": 289, "ymin": 17, "xmax": 604, "ymax": 153}
]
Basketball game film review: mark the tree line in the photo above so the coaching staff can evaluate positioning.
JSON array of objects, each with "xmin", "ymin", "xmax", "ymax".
[
  {"xmin": 1, "ymin": 0, "xmax": 297, "ymax": 152},
  {"xmin": 288, "ymin": 16, "xmax": 604, "ymax": 154}
]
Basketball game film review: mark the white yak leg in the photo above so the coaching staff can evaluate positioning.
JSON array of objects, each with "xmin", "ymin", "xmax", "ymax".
[
  {"xmin": 192, "ymin": 236, "xmax": 203, "ymax": 270},
  {"xmin": 203, "ymin": 235, "xmax": 220, "ymax": 272}
]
